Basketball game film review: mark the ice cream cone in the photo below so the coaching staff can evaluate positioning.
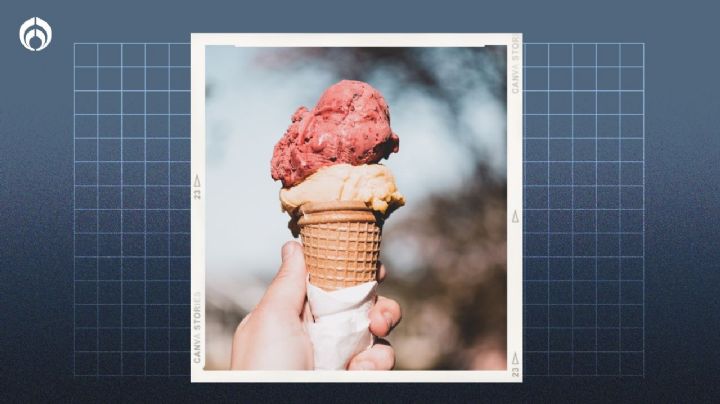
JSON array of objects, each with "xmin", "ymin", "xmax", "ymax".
[{"xmin": 298, "ymin": 201, "xmax": 382, "ymax": 290}]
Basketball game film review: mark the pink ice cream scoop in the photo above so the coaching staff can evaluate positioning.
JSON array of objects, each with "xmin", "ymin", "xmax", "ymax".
[{"xmin": 271, "ymin": 80, "xmax": 400, "ymax": 188}]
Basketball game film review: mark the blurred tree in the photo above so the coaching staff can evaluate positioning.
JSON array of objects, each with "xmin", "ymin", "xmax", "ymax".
[{"xmin": 382, "ymin": 164, "xmax": 507, "ymax": 369}]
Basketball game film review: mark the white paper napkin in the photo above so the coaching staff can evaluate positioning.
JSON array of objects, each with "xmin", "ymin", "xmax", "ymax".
[{"xmin": 304, "ymin": 279, "xmax": 377, "ymax": 370}]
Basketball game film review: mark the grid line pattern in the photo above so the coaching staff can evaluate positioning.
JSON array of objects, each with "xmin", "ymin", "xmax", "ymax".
[
  {"xmin": 73, "ymin": 43, "xmax": 191, "ymax": 376},
  {"xmin": 73, "ymin": 41, "xmax": 644, "ymax": 378},
  {"xmin": 523, "ymin": 43, "xmax": 645, "ymax": 376}
]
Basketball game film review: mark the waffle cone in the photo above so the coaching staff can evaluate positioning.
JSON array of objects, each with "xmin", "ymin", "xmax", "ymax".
[{"xmin": 298, "ymin": 201, "xmax": 382, "ymax": 291}]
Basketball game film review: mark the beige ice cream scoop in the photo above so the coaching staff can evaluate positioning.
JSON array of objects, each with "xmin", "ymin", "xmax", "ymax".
[{"xmin": 280, "ymin": 163, "xmax": 405, "ymax": 217}]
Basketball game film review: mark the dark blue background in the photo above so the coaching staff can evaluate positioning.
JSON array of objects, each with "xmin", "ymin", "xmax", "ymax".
[{"xmin": 1, "ymin": 0, "xmax": 718, "ymax": 400}]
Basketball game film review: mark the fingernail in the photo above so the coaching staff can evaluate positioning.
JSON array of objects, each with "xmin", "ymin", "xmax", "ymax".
[
  {"xmin": 281, "ymin": 242, "xmax": 295, "ymax": 261},
  {"xmin": 354, "ymin": 361, "xmax": 375, "ymax": 370},
  {"xmin": 382, "ymin": 311, "xmax": 394, "ymax": 329}
]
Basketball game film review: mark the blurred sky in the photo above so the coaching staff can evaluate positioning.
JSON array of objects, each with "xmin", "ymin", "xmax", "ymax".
[{"xmin": 205, "ymin": 46, "xmax": 506, "ymax": 279}]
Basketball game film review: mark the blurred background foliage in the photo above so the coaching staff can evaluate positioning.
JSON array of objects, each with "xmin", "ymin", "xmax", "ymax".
[{"xmin": 205, "ymin": 46, "xmax": 507, "ymax": 370}]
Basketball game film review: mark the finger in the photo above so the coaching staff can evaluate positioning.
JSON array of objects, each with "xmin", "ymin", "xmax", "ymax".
[
  {"xmin": 376, "ymin": 262, "xmax": 387, "ymax": 283},
  {"xmin": 301, "ymin": 300, "xmax": 313, "ymax": 322},
  {"xmin": 258, "ymin": 241, "xmax": 307, "ymax": 314},
  {"xmin": 347, "ymin": 339, "xmax": 394, "ymax": 370},
  {"xmin": 368, "ymin": 296, "xmax": 401, "ymax": 337},
  {"xmin": 231, "ymin": 312, "xmax": 253, "ymax": 369},
  {"xmin": 237, "ymin": 311, "xmax": 253, "ymax": 330}
]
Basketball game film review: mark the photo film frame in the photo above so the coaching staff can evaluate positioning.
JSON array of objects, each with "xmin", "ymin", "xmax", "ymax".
[{"xmin": 190, "ymin": 33, "xmax": 523, "ymax": 382}]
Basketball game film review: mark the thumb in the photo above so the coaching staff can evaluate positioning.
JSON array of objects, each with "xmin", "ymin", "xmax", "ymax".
[{"xmin": 258, "ymin": 241, "xmax": 307, "ymax": 314}]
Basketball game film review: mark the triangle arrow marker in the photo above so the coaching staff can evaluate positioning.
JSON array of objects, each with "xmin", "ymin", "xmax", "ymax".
[
  {"xmin": 512, "ymin": 352, "xmax": 519, "ymax": 365},
  {"xmin": 193, "ymin": 174, "xmax": 201, "ymax": 188},
  {"xmin": 511, "ymin": 210, "xmax": 519, "ymax": 223}
]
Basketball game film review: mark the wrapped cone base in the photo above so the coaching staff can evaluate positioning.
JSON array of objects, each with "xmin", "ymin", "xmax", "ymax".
[{"xmin": 298, "ymin": 201, "xmax": 382, "ymax": 291}]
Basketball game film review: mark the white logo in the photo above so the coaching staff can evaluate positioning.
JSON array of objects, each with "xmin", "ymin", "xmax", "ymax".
[{"xmin": 19, "ymin": 17, "xmax": 52, "ymax": 52}]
